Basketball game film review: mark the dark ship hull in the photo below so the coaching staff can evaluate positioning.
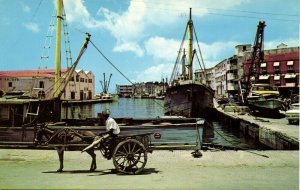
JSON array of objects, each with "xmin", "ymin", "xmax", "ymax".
[
  {"xmin": 164, "ymin": 81, "xmax": 214, "ymax": 118},
  {"xmin": 247, "ymin": 98, "xmax": 284, "ymax": 114}
]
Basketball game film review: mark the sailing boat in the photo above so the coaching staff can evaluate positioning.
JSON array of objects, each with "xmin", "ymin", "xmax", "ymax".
[{"xmin": 164, "ymin": 8, "xmax": 214, "ymax": 118}]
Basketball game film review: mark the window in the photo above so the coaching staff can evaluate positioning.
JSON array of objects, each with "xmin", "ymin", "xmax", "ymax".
[
  {"xmin": 38, "ymin": 91, "xmax": 45, "ymax": 99},
  {"xmin": 287, "ymin": 65, "xmax": 293, "ymax": 71},
  {"xmin": 70, "ymin": 92, "xmax": 75, "ymax": 99},
  {"xmin": 39, "ymin": 81, "xmax": 44, "ymax": 88},
  {"xmin": 80, "ymin": 78, "xmax": 84, "ymax": 82},
  {"xmin": 76, "ymin": 75, "xmax": 79, "ymax": 82},
  {"xmin": 88, "ymin": 79, "xmax": 93, "ymax": 83},
  {"xmin": 260, "ymin": 67, "xmax": 267, "ymax": 74},
  {"xmin": 274, "ymin": 66, "xmax": 279, "ymax": 71},
  {"xmin": 8, "ymin": 82, "xmax": 12, "ymax": 87}
]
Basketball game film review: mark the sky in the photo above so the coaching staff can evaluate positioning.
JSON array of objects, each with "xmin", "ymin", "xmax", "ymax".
[{"xmin": 0, "ymin": 0, "xmax": 299, "ymax": 94}]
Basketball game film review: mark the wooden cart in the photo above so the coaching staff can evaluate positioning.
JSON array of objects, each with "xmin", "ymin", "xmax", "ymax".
[{"xmin": 97, "ymin": 132, "xmax": 153, "ymax": 175}]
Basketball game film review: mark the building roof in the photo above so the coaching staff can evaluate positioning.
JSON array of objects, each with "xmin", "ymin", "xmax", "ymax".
[
  {"xmin": 0, "ymin": 69, "xmax": 68, "ymax": 78},
  {"xmin": 0, "ymin": 68, "xmax": 93, "ymax": 78}
]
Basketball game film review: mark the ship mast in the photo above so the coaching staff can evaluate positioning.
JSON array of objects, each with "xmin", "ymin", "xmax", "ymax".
[
  {"xmin": 187, "ymin": 8, "xmax": 193, "ymax": 80},
  {"xmin": 182, "ymin": 49, "xmax": 186, "ymax": 78},
  {"xmin": 54, "ymin": 0, "xmax": 62, "ymax": 98}
]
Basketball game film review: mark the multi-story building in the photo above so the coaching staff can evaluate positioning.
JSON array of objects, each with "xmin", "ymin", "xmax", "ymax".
[
  {"xmin": 195, "ymin": 66, "xmax": 216, "ymax": 87},
  {"xmin": 195, "ymin": 44, "xmax": 299, "ymax": 98},
  {"xmin": 116, "ymin": 81, "xmax": 168, "ymax": 98},
  {"xmin": 243, "ymin": 45, "xmax": 299, "ymax": 96},
  {"xmin": 0, "ymin": 69, "xmax": 95, "ymax": 100},
  {"xmin": 116, "ymin": 85, "xmax": 134, "ymax": 97}
]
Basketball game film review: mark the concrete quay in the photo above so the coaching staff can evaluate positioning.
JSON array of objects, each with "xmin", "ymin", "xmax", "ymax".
[
  {"xmin": 0, "ymin": 149, "xmax": 299, "ymax": 190},
  {"xmin": 214, "ymin": 106, "xmax": 299, "ymax": 150}
]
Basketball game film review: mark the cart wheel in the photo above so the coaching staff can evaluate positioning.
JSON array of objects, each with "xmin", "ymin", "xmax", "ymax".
[{"xmin": 113, "ymin": 139, "xmax": 147, "ymax": 174}]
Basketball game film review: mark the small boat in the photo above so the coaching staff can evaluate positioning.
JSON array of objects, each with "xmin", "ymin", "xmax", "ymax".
[{"xmin": 247, "ymin": 84, "xmax": 284, "ymax": 114}]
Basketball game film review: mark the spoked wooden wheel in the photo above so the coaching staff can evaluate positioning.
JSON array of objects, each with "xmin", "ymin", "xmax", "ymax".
[{"xmin": 113, "ymin": 139, "xmax": 147, "ymax": 174}]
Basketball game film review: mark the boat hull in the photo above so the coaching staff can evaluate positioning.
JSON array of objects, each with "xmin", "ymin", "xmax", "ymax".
[
  {"xmin": 164, "ymin": 83, "xmax": 214, "ymax": 118},
  {"xmin": 248, "ymin": 98, "xmax": 284, "ymax": 113},
  {"xmin": 0, "ymin": 117, "xmax": 205, "ymax": 149}
]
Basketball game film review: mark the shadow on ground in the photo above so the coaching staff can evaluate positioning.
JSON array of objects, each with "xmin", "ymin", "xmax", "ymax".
[{"xmin": 43, "ymin": 168, "xmax": 160, "ymax": 176}]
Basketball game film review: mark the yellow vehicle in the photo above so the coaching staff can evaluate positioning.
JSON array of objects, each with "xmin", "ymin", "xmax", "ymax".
[
  {"xmin": 250, "ymin": 84, "xmax": 279, "ymax": 98},
  {"xmin": 247, "ymin": 84, "xmax": 284, "ymax": 115}
]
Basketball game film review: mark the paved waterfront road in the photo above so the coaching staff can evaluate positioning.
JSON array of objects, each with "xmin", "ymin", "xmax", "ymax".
[{"xmin": 0, "ymin": 149, "xmax": 299, "ymax": 189}]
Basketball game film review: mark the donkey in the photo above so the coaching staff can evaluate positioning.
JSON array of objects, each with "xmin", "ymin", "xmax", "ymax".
[{"xmin": 34, "ymin": 123, "xmax": 97, "ymax": 172}]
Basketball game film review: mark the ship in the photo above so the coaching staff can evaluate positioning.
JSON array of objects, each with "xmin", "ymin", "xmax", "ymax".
[{"xmin": 164, "ymin": 8, "xmax": 214, "ymax": 118}]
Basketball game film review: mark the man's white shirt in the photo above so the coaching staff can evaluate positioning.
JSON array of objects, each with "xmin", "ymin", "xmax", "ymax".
[{"xmin": 105, "ymin": 117, "xmax": 120, "ymax": 135}]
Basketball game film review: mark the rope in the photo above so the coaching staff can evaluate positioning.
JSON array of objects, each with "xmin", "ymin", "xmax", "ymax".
[
  {"xmin": 89, "ymin": 40, "xmax": 165, "ymax": 109},
  {"xmin": 169, "ymin": 24, "xmax": 189, "ymax": 84},
  {"xmin": 89, "ymin": 40, "xmax": 135, "ymax": 86},
  {"xmin": 193, "ymin": 26, "xmax": 207, "ymax": 80}
]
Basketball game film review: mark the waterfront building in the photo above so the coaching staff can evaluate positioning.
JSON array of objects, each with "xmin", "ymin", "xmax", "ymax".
[
  {"xmin": 195, "ymin": 44, "xmax": 299, "ymax": 98},
  {"xmin": 243, "ymin": 45, "xmax": 299, "ymax": 96},
  {"xmin": 116, "ymin": 85, "xmax": 134, "ymax": 97},
  {"xmin": 0, "ymin": 69, "xmax": 95, "ymax": 100},
  {"xmin": 116, "ymin": 81, "xmax": 168, "ymax": 98}
]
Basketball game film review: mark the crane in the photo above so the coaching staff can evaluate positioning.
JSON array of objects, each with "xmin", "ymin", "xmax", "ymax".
[{"xmin": 244, "ymin": 21, "xmax": 266, "ymax": 102}]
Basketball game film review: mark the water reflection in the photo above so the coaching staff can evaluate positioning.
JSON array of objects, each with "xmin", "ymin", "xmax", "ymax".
[
  {"xmin": 203, "ymin": 121, "xmax": 262, "ymax": 149},
  {"xmin": 62, "ymin": 98, "xmax": 164, "ymax": 119}
]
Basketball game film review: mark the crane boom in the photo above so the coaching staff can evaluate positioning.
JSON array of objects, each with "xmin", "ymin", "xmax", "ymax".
[
  {"xmin": 57, "ymin": 33, "xmax": 91, "ymax": 98},
  {"xmin": 244, "ymin": 21, "xmax": 266, "ymax": 100}
]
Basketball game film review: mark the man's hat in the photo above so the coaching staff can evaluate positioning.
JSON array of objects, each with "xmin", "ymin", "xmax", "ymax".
[{"xmin": 102, "ymin": 109, "xmax": 111, "ymax": 116}]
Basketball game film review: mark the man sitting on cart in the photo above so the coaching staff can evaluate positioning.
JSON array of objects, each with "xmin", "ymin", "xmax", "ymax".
[{"xmin": 82, "ymin": 109, "xmax": 120, "ymax": 157}]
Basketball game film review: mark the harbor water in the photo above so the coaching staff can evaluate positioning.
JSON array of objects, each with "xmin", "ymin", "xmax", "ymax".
[{"xmin": 62, "ymin": 98, "xmax": 263, "ymax": 150}]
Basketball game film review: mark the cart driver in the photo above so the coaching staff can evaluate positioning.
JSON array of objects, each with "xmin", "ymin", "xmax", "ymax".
[
  {"xmin": 81, "ymin": 109, "xmax": 120, "ymax": 153},
  {"xmin": 101, "ymin": 109, "xmax": 120, "ymax": 137}
]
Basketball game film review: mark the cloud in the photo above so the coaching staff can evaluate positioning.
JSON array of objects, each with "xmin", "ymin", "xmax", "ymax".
[
  {"xmin": 135, "ymin": 63, "xmax": 173, "ymax": 82},
  {"xmin": 62, "ymin": 0, "xmax": 103, "ymax": 29},
  {"xmin": 113, "ymin": 42, "xmax": 144, "ymax": 57},
  {"xmin": 62, "ymin": 0, "xmax": 250, "ymax": 57},
  {"xmin": 23, "ymin": 22, "xmax": 40, "ymax": 33},
  {"xmin": 264, "ymin": 38, "xmax": 299, "ymax": 49},
  {"xmin": 21, "ymin": 3, "xmax": 31, "ymax": 13},
  {"xmin": 145, "ymin": 36, "xmax": 238, "ymax": 67},
  {"xmin": 145, "ymin": 36, "xmax": 180, "ymax": 61}
]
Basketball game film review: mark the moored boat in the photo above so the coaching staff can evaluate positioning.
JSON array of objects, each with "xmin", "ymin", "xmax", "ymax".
[
  {"xmin": 0, "ymin": 117, "xmax": 205, "ymax": 150},
  {"xmin": 164, "ymin": 8, "xmax": 214, "ymax": 118},
  {"xmin": 247, "ymin": 84, "xmax": 284, "ymax": 114}
]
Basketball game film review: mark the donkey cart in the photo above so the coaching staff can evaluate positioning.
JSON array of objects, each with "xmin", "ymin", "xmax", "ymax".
[{"xmin": 34, "ymin": 124, "xmax": 153, "ymax": 175}]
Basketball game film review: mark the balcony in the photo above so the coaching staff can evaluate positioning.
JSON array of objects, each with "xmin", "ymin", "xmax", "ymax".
[
  {"xmin": 285, "ymin": 83, "xmax": 296, "ymax": 87},
  {"xmin": 229, "ymin": 65, "xmax": 237, "ymax": 70}
]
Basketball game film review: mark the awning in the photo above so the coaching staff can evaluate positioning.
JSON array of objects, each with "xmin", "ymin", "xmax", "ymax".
[
  {"xmin": 259, "ymin": 75, "xmax": 269, "ymax": 80},
  {"xmin": 274, "ymin": 75, "xmax": 280, "ymax": 80},
  {"xmin": 260, "ymin": 63, "xmax": 267, "ymax": 67},
  {"xmin": 284, "ymin": 74, "xmax": 297, "ymax": 79},
  {"xmin": 273, "ymin": 62, "xmax": 280, "ymax": 66},
  {"xmin": 287, "ymin": 61, "xmax": 294, "ymax": 66}
]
